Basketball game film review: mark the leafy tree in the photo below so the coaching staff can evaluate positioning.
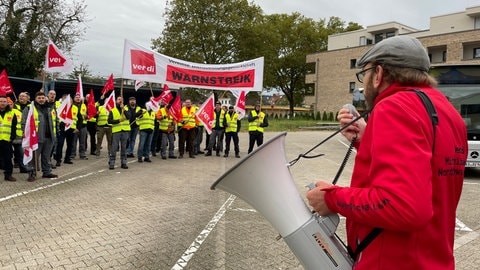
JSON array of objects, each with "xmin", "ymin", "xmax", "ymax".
[{"xmin": 0, "ymin": 0, "xmax": 87, "ymax": 78}]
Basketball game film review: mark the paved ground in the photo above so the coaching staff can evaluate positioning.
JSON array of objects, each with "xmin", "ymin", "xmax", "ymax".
[{"xmin": 0, "ymin": 131, "xmax": 478, "ymax": 269}]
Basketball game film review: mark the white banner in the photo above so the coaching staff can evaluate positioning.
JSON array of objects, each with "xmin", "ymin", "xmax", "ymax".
[{"xmin": 122, "ymin": 39, "xmax": 264, "ymax": 92}]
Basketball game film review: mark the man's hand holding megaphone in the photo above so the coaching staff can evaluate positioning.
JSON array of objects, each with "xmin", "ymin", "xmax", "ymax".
[{"xmin": 306, "ymin": 181, "xmax": 334, "ymax": 216}]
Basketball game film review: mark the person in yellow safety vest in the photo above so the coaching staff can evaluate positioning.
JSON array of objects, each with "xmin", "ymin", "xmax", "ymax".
[
  {"xmin": 156, "ymin": 101, "xmax": 177, "ymax": 159},
  {"xmin": 85, "ymin": 93, "xmax": 98, "ymax": 156},
  {"xmin": 224, "ymin": 105, "xmax": 241, "ymax": 158},
  {"xmin": 95, "ymin": 94, "xmax": 112, "ymax": 156},
  {"xmin": 0, "ymin": 96, "xmax": 20, "ymax": 181},
  {"xmin": 177, "ymin": 99, "xmax": 197, "ymax": 158},
  {"xmin": 247, "ymin": 101, "xmax": 269, "ymax": 154},
  {"xmin": 107, "ymin": 96, "xmax": 132, "ymax": 169},
  {"xmin": 21, "ymin": 91, "xmax": 58, "ymax": 182},
  {"xmin": 71, "ymin": 94, "xmax": 88, "ymax": 160},
  {"xmin": 205, "ymin": 101, "xmax": 226, "ymax": 157},
  {"xmin": 46, "ymin": 90, "xmax": 59, "ymax": 169},
  {"xmin": 8, "ymin": 97, "xmax": 29, "ymax": 174},
  {"xmin": 136, "ymin": 103, "xmax": 156, "ymax": 163}
]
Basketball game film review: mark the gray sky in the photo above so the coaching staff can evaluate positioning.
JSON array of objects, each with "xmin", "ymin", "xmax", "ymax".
[{"xmin": 73, "ymin": 0, "xmax": 480, "ymax": 78}]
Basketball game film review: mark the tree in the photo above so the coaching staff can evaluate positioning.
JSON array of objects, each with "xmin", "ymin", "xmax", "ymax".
[{"xmin": 0, "ymin": 0, "xmax": 87, "ymax": 78}]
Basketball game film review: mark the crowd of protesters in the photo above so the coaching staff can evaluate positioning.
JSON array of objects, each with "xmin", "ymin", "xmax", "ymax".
[{"xmin": 0, "ymin": 90, "xmax": 269, "ymax": 182}]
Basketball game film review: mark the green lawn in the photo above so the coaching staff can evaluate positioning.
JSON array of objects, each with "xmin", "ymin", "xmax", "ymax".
[{"xmin": 238, "ymin": 118, "xmax": 337, "ymax": 132}]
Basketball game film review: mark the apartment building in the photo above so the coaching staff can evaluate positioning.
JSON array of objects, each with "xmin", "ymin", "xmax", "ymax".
[{"xmin": 305, "ymin": 6, "xmax": 480, "ymax": 114}]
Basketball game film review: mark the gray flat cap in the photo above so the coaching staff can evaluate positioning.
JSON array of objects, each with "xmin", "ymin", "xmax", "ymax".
[{"xmin": 356, "ymin": 35, "xmax": 430, "ymax": 72}]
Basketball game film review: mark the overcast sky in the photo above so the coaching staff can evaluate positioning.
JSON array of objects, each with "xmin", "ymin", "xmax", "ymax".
[{"xmin": 73, "ymin": 0, "xmax": 480, "ymax": 78}]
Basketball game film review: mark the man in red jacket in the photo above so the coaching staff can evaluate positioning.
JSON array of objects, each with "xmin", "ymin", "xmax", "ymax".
[{"xmin": 307, "ymin": 35, "xmax": 467, "ymax": 269}]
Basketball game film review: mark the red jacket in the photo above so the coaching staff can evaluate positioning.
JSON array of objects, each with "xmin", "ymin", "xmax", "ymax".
[{"xmin": 324, "ymin": 83, "xmax": 467, "ymax": 269}]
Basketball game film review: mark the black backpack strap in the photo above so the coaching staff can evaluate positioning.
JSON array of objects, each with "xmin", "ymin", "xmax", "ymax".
[
  {"xmin": 347, "ymin": 90, "xmax": 438, "ymax": 262},
  {"xmin": 412, "ymin": 90, "xmax": 438, "ymax": 152}
]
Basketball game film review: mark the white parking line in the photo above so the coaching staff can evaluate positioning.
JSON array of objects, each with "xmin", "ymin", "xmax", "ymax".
[
  {"xmin": 0, "ymin": 171, "xmax": 97, "ymax": 203},
  {"xmin": 171, "ymin": 195, "xmax": 236, "ymax": 270}
]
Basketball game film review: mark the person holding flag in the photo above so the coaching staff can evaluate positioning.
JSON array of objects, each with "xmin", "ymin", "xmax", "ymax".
[
  {"xmin": 0, "ymin": 95, "xmax": 19, "ymax": 181},
  {"xmin": 21, "ymin": 91, "xmax": 58, "ymax": 181},
  {"xmin": 156, "ymin": 100, "xmax": 177, "ymax": 159},
  {"xmin": 94, "ymin": 93, "xmax": 113, "ymax": 156},
  {"xmin": 85, "ymin": 91, "xmax": 97, "ymax": 155},
  {"xmin": 71, "ymin": 93, "xmax": 88, "ymax": 160},
  {"xmin": 205, "ymin": 101, "xmax": 226, "ymax": 157},
  {"xmin": 55, "ymin": 94, "xmax": 75, "ymax": 167}
]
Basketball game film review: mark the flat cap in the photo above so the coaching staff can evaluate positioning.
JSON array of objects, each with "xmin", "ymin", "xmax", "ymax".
[{"xmin": 356, "ymin": 36, "xmax": 430, "ymax": 72}]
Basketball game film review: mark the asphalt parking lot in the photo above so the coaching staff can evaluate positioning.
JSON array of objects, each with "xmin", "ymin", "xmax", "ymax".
[{"xmin": 0, "ymin": 131, "xmax": 478, "ymax": 269}]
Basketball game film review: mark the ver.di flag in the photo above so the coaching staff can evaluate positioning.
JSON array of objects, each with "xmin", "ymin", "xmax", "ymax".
[
  {"xmin": 75, "ymin": 75, "xmax": 84, "ymax": 99},
  {"xmin": 0, "ymin": 69, "xmax": 13, "ymax": 95},
  {"xmin": 231, "ymin": 90, "xmax": 247, "ymax": 120},
  {"xmin": 22, "ymin": 103, "xmax": 38, "ymax": 165},
  {"xmin": 44, "ymin": 40, "xmax": 74, "ymax": 73},
  {"xmin": 122, "ymin": 39, "xmax": 264, "ymax": 92},
  {"xmin": 195, "ymin": 94, "xmax": 215, "ymax": 134},
  {"xmin": 104, "ymin": 90, "xmax": 116, "ymax": 112},
  {"xmin": 101, "ymin": 74, "xmax": 114, "ymax": 95},
  {"xmin": 57, "ymin": 95, "xmax": 73, "ymax": 130}
]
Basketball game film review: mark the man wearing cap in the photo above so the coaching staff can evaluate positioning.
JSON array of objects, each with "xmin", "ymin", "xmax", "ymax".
[
  {"xmin": 306, "ymin": 36, "xmax": 467, "ymax": 269},
  {"xmin": 205, "ymin": 101, "xmax": 225, "ymax": 157},
  {"xmin": 126, "ymin": 96, "xmax": 142, "ymax": 158},
  {"xmin": 224, "ymin": 105, "xmax": 241, "ymax": 158},
  {"xmin": 247, "ymin": 101, "xmax": 268, "ymax": 154}
]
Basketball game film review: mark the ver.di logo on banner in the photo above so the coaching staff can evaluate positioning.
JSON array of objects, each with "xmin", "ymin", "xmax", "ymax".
[{"xmin": 130, "ymin": 50, "xmax": 156, "ymax": 75}]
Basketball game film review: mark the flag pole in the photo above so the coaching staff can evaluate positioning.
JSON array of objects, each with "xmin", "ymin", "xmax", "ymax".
[
  {"xmin": 120, "ymin": 78, "xmax": 124, "ymax": 98},
  {"xmin": 149, "ymin": 83, "xmax": 154, "ymax": 97},
  {"xmin": 41, "ymin": 69, "xmax": 46, "ymax": 92}
]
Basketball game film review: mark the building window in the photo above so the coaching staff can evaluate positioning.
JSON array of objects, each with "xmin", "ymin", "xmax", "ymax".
[
  {"xmin": 375, "ymin": 33, "xmax": 383, "ymax": 43},
  {"xmin": 349, "ymin": 82, "xmax": 356, "ymax": 93},
  {"xmin": 359, "ymin": 36, "xmax": 366, "ymax": 46},
  {"xmin": 443, "ymin": 51, "xmax": 447, "ymax": 62},
  {"xmin": 386, "ymin": 31, "xmax": 395, "ymax": 38},
  {"xmin": 474, "ymin": 48, "xmax": 480, "ymax": 59},
  {"xmin": 350, "ymin": 59, "xmax": 357, "ymax": 69},
  {"xmin": 475, "ymin": 16, "xmax": 480, "ymax": 29},
  {"xmin": 428, "ymin": 53, "xmax": 432, "ymax": 63},
  {"xmin": 366, "ymin": 38, "xmax": 373, "ymax": 45}
]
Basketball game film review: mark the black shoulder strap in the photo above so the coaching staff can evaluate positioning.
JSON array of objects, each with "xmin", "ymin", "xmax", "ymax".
[
  {"xmin": 412, "ymin": 89, "xmax": 438, "ymax": 152},
  {"xmin": 347, "ymin": 90, "xmax": 439, "ymax": 262}
]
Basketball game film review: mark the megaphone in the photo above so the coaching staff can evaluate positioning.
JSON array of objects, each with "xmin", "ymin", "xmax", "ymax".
[{"xmin": 211, "ymin": 132, "xmax": 353, "ymax": 270}]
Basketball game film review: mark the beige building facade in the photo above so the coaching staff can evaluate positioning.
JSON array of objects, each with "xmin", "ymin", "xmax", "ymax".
[{"xmin": 306, "ymin": 6, "xmax": 480, "ymax": 115}]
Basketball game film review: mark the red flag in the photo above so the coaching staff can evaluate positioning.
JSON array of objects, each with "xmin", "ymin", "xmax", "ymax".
[
  {"xmin": 134, "ymin": 80, "xmax": 145, "ymax": 91},
  {"xmin": 87, "ymin": 89, "xmax": 97, "ymax": 119},
  {"xmin": 57, "ymin": 95, "xmax": 73, "ymax": 130},
  {"xmin": 22, "ymin": 103, "xmax": 38, "ymax": 165},
  {"xmin": 44, "ymin": 40, "xmax": 73, "ymax": 73},
  {"xmin": 0, "ymin": 69, "xmax": 13, "ymax": 95},
  {"xmin": 195, "ymin": 94, "xmax": 215, "ymax": 134},
  {"xmin": 101, "ymin": 74, "xmax": 114, "ymax": 95},
  {"xmin": 235, "ymin": 90, "xmax": 246, "ymax": 120},
  {"xmin": 168, "ymin": 93, "xmax": 182, "ymax": 122},
  {"xmin": 151, "ymin": 84, "xmax": 173, "ymax": 105},
  {"xmin": 104, "ymin": 91, "xmax": 116, "ymax": 112},
  {"xmin": 75, "ymin": 75, "xmax": 84, "ymax": 99}
]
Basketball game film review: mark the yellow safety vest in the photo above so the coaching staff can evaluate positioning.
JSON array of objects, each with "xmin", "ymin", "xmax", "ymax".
[
  {"xmin": 248, "ymin": 110, "xmax": 265, "ymax": 133},
  {"xmin": 110, "ymin": 107, "xmax": 131, "ymax": 133},
  {"xmin": 212, "ymin": 109, "xmax": 225, "ymax": 128},
  {"xmin": 12, "ymin": 108, "xmax": 23, "ymax": 137},
  {"xmin": 225, "ymin": 112, "xmax": 239, "ymax": 133},
  {"xmin": 32, "ymin": 106, "xmax": 57, "ymax": 134},
  {"xmin": 96, "ymin": 106, "xmax": 110, "ymax": 126},
  {"xmin": 158, "ymin": 107, "xmax": 174, "ymax": 131},
  {"xmin": 137, "ymin": 110, "xmax": 155, "ymax": 131},
  {"xmin": 180, "ymin": 106, "xmax": 197, "ymax": 129},
  {"xmin": 0, "ymin": 110, "xmax": 15, "ymax": 141}
]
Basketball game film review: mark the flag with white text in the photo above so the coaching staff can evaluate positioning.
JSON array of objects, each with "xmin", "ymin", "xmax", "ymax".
[
  {"xmin": 195, "ymin": 94, "xmax": 215, "ymax": 134},
  {"xmin": 44, "ymin": 40, "xmax": 74, "ymax": 73},
  {"xmin": 104, "ymin": 91, "xmax": 116, "ymax": 112},
  {"xmin": 57, "ymin": 95, "xmax": 73, "ymax": 130},
  {"xmin": 232, "ymin": 90, "xmax": 247, "ymax": 120},
  {"xmin": 75, "ymin": 75, "xmax": 84, "ymax": 99},
  {"xmin": 0, "ymin": 69, "xmax": 13, "ymax": 95},
  {"xmin": 122, "ymin": 39, "xmax": 264, "ymax": 92}
]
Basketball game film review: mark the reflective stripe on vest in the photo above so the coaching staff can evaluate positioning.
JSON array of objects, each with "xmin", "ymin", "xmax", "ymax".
[
  {"xmin": 225, "ymin": 112, "xmax": 238, "ymax": 133},
  {"xmin": 97, "ymin": 106, "xmax": 110, "ymax": 126},
  {"xmin": 138, "ymin": 110, "xmax": 155, "ymax": 130},
  {"xmin": 0, "ymin": 110, "xmax": 15, "ymax": 141},
  {"xmin": 248, "ymin": 110, "xmax": 265, "ymax": 133},
  {"xmin": 111, "ymin": 107, "xmax": 131, "ymax": 133},
  {"xmin": 181, "ymin": 106, "xmax": 196, "ymax": 129}
]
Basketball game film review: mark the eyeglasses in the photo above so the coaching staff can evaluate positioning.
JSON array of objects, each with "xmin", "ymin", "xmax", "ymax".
[{"xmin": 355, "ymin": 66, "xmax": 376, "ymax": 83}]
